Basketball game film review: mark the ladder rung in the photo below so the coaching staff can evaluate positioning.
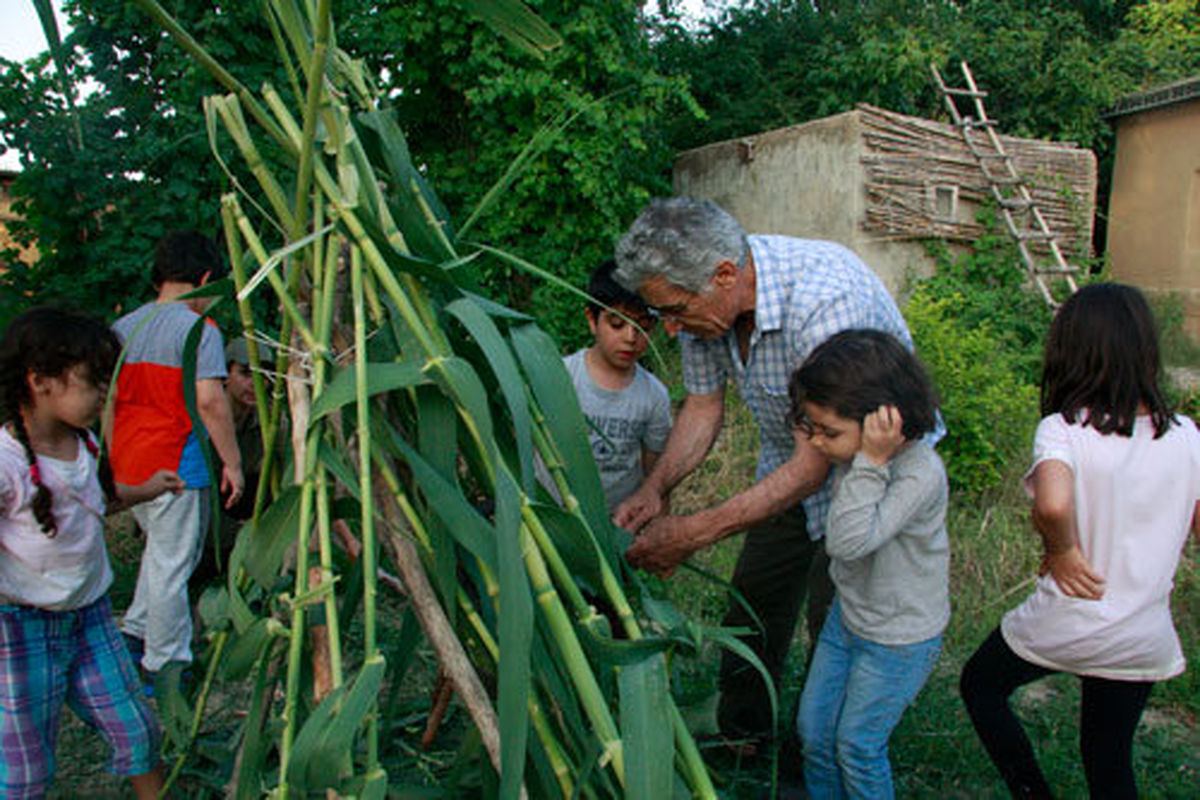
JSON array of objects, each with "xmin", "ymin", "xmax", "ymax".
[
  {"xmin": 943, "ymin": 87, "xmax": 988, "ymax": 98},
  {"xmin": 961, "ymin": 117, "xmax": 997, "ymax": 128},
  {"xmin": 988, "ymin": 176, "xmax": 1025, "ymax": 186},
  {"xmin": 1017, "ymin": 231, "xmax": 1057, "ymax": 241},
  {"xmin": 998, "ymin": 197, "xmax": 1033, "ymax": 209}
]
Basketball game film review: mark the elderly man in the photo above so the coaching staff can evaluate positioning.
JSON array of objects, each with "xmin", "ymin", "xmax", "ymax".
[{"xmin": 613, "ymin": 197, "xmax": 921, "ymax": 745}]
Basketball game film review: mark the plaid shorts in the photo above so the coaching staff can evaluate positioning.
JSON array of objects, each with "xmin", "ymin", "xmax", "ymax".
[{"xmin": 0, "ymin": 595, "xmax": 161, "ymax": 797}]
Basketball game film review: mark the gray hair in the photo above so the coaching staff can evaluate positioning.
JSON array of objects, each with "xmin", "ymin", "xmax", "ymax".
[{"xmin": 614, "ymin": 197, "xmax": 750, "ymax": 294}]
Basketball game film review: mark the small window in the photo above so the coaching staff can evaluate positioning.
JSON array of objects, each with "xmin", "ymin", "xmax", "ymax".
[{"xmin": 929, "ymin": 184, "xmax": 959, "ymax": 221}]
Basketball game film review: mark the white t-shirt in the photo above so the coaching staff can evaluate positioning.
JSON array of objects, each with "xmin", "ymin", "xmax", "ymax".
[
  {"xmin": 1002, "ymin": 413, "xmax": 1200, "ymax": 680},
  {"xmin": 0, "ymin": 427, "xmax": 113, "ymax": 610}
]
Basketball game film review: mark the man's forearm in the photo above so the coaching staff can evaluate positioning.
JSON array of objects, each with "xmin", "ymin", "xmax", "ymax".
[
  {"xmin": 640, "ymin": 391, "xmax": 724, "ymax": 496},
  {"xmin": 694, "ymin": 437, "xmax": 830, "ymax": 544}
]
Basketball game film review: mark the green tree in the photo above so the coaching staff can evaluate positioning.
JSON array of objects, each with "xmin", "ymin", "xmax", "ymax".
[
  {"xmin": 0, "ymin": 1, "xmax": 694, "ymax": 350},
  {"xmin": 348, "ymin": 0, "xmax": 696, "ymax": 350},
  {"xmin": 0, "ymin": 0, "xmax": 289, "ymax": 324}
]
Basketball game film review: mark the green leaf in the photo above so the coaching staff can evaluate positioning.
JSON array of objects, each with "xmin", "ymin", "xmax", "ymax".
[
  {"xmin": 154, "ymin": 662, "xmax": 193, "ymax": 749},
  {"xmin": 318, "ymin": 440, "xmax": 362, "ymax": 502},
  {"xmin": 494, "ymin": 468, "xmax": 533, "ymax": 800},
  {"xmin": 460, "ymin": 0, "xmax": 563, "ymax": 59},
  {"xmin": 528, "ymin": 501, "xmax": 604, "ymax": 592},
  {"xmin": 179, "ymin": 299, "xmax": 229, "ymax": 573},
  {"xmin": 223, "ymin": 617, "xmax": 274, "ymax": 681},
  {"xmin": 236, "ymin": 224, "xmax": 334, "ymax": 301},
  {"xmin": 387, "ymin": 434, "xmax": 498, "ymax": 567},
  {"xmin": 356, "ymin": 109, "xmax": 457, "ymax": 263},
  {"xmin": 288, "ymin": 654, "xmax": 387, "ymax": 791},
  {"xmin": 310, "ymin": 361, "xmax": 428, "ymax": 425},
  {"xmin": 619, "ymin": 655, "xmax": 674, "ymax": 800},
  {"xmin": 705, "ymin": 629, "xmax": 778, "ymax": 736},
  {"xmin": 229, "ymin": 485, "xmax": 301, "ymax": 590},
  {"xmin": 423, "ymin": 356, "xmax": 496, "ymax": 448},
  {"xmin": 510, "ymin": 324, "xmax": 615, "ymax": 563},
  {"xmin": 416, "ymin": 386, "xmax": 459, "ymax": 614},
  {"xmin": 446, "ymin": 297, "xmax": 535, "ymax": 491},
  {"xmin": 197, "ymin": 585, "xmax": 231, "ymax": 630}
]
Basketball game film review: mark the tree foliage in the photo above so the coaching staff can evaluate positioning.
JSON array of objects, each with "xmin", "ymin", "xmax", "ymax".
[
  {"xmin": 0, "ymin": 1, "xmax": 695, "ymax": 350},
  {"xmin": 346, "ymin": 0, "xmax": 696, "ymax": 350},
  {"xmin": 0, "ymin": 0, "xmax": 293, "ymax": 325}
]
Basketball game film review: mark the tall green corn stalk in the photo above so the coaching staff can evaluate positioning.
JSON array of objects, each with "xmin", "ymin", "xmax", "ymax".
[{"xmin": 131, "ymin": 1, "xmax": 720, "ymax": 797}]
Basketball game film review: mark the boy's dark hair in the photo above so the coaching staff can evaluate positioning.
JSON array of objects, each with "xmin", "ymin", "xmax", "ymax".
[
  {"xmin": 1041, "ymin": 282, "xmax": 1172, "ymax": 438},
  {"xmin": 0, "ymin": 307, "xmax": 121, "ymax": 534},
  {"xmin": 788, "ymin": 329, "xmax": 938, "ymax": 441},
  {"xmin": 586, "ymin": 260, "xmax": 650, "ymax": 317},
  {"xmin": 152, "ymin": 230, "xmax": 228, "ymax": 289}
]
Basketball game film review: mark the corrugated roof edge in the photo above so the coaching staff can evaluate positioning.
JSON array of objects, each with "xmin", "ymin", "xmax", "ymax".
[{"xmin": 1104, "ymin": 74, "xmax": 1200, "ymax": 120}]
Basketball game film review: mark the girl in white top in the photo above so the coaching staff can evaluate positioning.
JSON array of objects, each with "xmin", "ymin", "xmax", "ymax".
[
  {"xmin": 0, "ymin": 308, "xmax": 183, "ymax": 798},
  {"xmin": 960, "ymin": 283, "xmax": 1200, "ymax": 800}
]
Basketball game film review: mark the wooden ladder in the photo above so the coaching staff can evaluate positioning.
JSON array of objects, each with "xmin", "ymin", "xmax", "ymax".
[{"xmin": 930, "ymin": 61, "xmax": 1078, "ymax": 306}]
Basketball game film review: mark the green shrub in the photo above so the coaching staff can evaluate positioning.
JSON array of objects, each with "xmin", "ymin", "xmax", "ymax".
[{"xmin": 905, "ymin": 288, "xmax": 1040, "ymax": 494}]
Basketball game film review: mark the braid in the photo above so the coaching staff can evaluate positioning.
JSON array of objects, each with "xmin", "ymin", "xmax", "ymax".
[
  {"xmin": 76, "ymin": 428, "xmax": 118, "ymax": 502},
  {"xmin": 13, "ymin": 414, "xmax": 57, "ymax": 537}
]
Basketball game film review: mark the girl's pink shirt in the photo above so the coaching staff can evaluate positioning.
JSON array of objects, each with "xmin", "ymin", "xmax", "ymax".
[
  {"xmin": 1003, "ymin": 413, "xmax": 1200, "ymax": 681},
  {"xmin": 0, "ymin": 427, "xmax": 112, "ymax": 610}
]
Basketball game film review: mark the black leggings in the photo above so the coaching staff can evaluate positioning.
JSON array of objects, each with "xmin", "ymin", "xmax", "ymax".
[{"xmin": 960, "ymin": 628, "xmax": 1154, "ymax": 799}]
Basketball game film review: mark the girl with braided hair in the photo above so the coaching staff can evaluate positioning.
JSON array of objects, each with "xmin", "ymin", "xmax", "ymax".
[{"xmin": 0, "ymin": 307, "xmax": 182, "ymax": 798}]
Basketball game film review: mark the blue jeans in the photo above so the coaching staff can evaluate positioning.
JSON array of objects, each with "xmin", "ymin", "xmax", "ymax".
[{"xmin": 797, "ymin": 600, "xmax": 942, "ymax": 799}]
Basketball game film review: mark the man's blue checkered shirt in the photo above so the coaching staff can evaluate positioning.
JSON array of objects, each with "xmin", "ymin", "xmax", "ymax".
[{"xmin": 680, "ymin": 235, "xmax": 919, "ymax": 540}]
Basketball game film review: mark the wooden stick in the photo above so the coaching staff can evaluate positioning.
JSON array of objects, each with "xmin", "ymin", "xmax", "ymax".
[{"xmin": 372, "ymin": 476, "xmax": 521, "ymax": 796}]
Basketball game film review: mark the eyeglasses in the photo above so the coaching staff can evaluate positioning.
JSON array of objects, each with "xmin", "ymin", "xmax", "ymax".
[{"xmin": 645, "ymin": 300, "xmax": 689, "ymax": 321}]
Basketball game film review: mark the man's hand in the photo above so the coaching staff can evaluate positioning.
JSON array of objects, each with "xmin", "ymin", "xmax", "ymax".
[
  {"xmin": 1039, "ymin": 544, "xmax": 1105, "ymax": 600},
  {"xmin": 221, "ymin": 463, "xmax": 245, "ymax": 509},
  {"xmin": 613, "ymin": 484, "xmax": 666, "ymax": 533},
  {"xmin": 860, "ymin": 405, "xmax": 905, "ymax": 466},
  {"xmin": 624, "ymin": 514, "xmax": 702, "ymax": 577}
]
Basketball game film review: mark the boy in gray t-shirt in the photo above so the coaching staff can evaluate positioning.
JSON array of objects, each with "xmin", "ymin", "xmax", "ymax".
[{"xmin": 566, "ymin": 262, "xmax": 672, "ymax": 511}]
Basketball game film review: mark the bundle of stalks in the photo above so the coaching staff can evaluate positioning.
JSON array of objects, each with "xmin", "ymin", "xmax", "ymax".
[
  {"xmin": 128, "ymin": 1, "xmax": 728, "ymax": 797},
  {"xmin": 858, "ymin": 104, "xmax": 1096, "ymax": 258}
]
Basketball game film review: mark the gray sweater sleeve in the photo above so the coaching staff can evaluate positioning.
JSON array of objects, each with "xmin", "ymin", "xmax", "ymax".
[{"xmin": 825, "ymin": 450, "xmax": 943, "ymax": 561}]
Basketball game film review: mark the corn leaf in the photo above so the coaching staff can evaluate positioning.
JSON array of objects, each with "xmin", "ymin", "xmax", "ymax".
[
  {"xmin": 424, "ymin": 356, "xmax": 496, "ymax": 449},
  {"xmin": 415, "ymin": 386, "xmax": 460, "ymax": 615},
  {"xmin": 223, "ymin": 617, "xmax": 274, "ymax": 681},
  {"xmin": 494, "ymin": 468, "xmax": 533, "ymax": 799},
  {"xmin": 318, "ymin": 439, "xmax": 362, "ymax": 502},
  {"xmin": 288, "ymin": 654, "xmax": 387, "ymax": 790},
  {"xmin": 528, "ymin": 501, "xmax": 604, "ymax": 592},
  {"xmin": 357, "ymin": 109, "xmax": 457, "ymax": 263},
  {"xmin": 460, "ymin": 0, "xmax": 563, "ymax": 59},
  {"xmin": 229, "ymin": 485, "xmax": 302, "ymax": 590},
  {"xmin": 446, "ymin": 297, "xmax": 535, "ymax": 492},
  {"xmin": 237, "ymin": 224, "xmax": 335, "ymax": 301},
  {"xmin": 387, "ymin": 435, "xmax": 498, "ymax": 567},
  {"xmin": 619, "ymin": 655, "xmax": 673, "ymax": 800},
  {"xmin": 309, "ymin": 361, "xmax": 428, "ymax": 425},
  {"xmin": 510, "ymin": 324, "xmax": 615, "ymax": 563}
]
